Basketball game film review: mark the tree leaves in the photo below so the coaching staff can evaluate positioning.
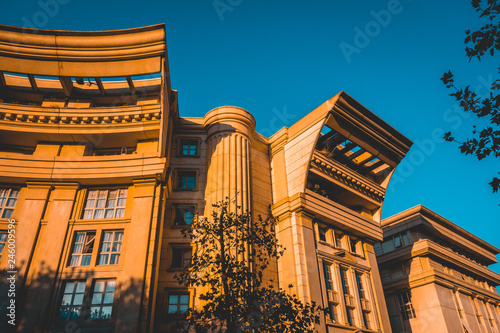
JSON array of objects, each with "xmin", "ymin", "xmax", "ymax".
[
  {"xmin": 441, "ymin": 0, "xmax": 500, "ymax": 201},
  {"xmin": 173, "ymin": 198, "xmax": 321, "ymax": 332}
]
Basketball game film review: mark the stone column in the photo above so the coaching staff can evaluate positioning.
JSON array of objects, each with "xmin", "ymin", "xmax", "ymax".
[{"xmin": 203, "ymin": 106, "xmax": 255, "ymax": 215}]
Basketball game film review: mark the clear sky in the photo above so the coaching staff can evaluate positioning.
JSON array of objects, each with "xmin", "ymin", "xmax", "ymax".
[{"xmin": 1, "ymin": 0, "xmax": 499, "ymax": 273}]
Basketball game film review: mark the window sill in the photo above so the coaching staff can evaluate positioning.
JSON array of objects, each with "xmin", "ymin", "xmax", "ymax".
[{"xmin": 72, "ymin": 218, "xmax": 131, "ymax": 225}]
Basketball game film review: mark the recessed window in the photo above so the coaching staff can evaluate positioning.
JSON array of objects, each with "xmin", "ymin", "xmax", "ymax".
[
  {"xmin": 174, "ymin": 205, "xmax": 195, "ymax": 225},
  {"xmin": 177, "ymin": 171, "xmax": 196, "ymax": 190},
  {"xmin": 82, "ymin": 189, "xmax": 127, "ymax": 219},
  {"xmin": 398, "ymin": 290, "xmax": 416, "ymax": 320},
  {"xmin": 393, "ymin": 235, "xmax": 402, "ymax": 248},
  {"xmin": 318, "ymin": 227, "xmax": 327, "ymax": 242},
  {"xmin": 179, "ymin": 139, "xmax": 199, "ymax": 156},
  {"xmin": 167, "ymin": 292, "xmax": 190, "ymax": 315},
  {"xmin": 340, "ymin": 267, "xmax": 350, "ymax": 296},
  {"xmin": 355, "ymin": 273, "xmax": 366, "ymax": 300},
  {"xmin": 349, "ymin": 238, "xmax": 359, "ymax": 254},
  {"xmin": 0, "ymin": 232, "xmax": 7, "ymax": 259},
  {"xmin": 90, "ymin": 280, "xmax": 116, "ymax": 320},
  {"xmin": 0, "ymin": 188, "xmax": 19, "ymax": 219},
  {"xmin": 69, "ymin": 232, "xmax": 96, "ymax": 267},
  {"xmin": 58, "ymin": 281, "xmax": 86, "ymax": 321},
  {"xmin": 172, "ymin": 248, "xmax": 192, "ymax": 269},
  {"xmin": 334, "ymin": 232, "xmax": 343, "ymax": 248},
  {"xmin": 98, "ymin": 231, "xmax": 123, "ymax": 265}
]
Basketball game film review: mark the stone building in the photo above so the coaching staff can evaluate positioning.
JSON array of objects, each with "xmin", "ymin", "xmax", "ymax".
[
  {"xmin": 377, "ymin": 205, "xmax": 500, "ymax": 333},
  {"xmin": 0, "ymin": 23, "xmax": 497, "ymax": 333}
]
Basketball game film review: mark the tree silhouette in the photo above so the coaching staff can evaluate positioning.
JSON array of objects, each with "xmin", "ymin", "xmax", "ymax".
[
  {"xmin": 440, "ymin": 0, "xmax": 500, "ymax": 196},
  {"xmin": 173, "ymin": 199, "xmax": 320, "ymax": 333}
]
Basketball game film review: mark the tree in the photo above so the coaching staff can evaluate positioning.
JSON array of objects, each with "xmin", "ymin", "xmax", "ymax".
[
  {"xmin": 173, "ymin": 199, "xmax": 320, "ymax": 333},
  {"xmin": 440, "ymin": 0, "xmax": 500, "ymax": 195}
]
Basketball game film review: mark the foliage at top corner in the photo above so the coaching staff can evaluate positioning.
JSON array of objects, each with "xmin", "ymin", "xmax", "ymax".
[{"xmin": 440, "ymin": 0, "xmax": 500, "ymax": 195}]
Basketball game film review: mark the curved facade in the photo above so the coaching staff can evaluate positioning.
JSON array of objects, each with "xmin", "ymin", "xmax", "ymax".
[{"xmin": 0, "ymin": 23, "xmax": 496, "ymax": 333}]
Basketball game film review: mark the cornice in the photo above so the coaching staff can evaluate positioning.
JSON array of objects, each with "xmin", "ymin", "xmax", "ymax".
[{"xmin": 310, "ymin": 151, "xmax": 385, "ymax": 203}]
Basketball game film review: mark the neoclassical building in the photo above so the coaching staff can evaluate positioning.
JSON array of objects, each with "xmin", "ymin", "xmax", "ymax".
[
  {"xmin": 377, "ymin": 206, "xmax": 500, "ymax": 333},
  {"xmin": 0, "ymin": 23, "xmax": 498, "ymax": 333}
]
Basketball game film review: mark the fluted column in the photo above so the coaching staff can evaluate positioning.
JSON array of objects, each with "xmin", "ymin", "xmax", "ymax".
[{"xmin": 204, "ymin": 106, "xmax": 255, "ymax": 215}]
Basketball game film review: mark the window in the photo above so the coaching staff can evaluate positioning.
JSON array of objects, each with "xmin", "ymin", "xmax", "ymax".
[
  {"xmin": 340, "ymin": 268, "xmax": 350, "ymax": 296},
  {"xmin": 174, "ymin": 205, "xmax": 195, "ymax": 225},
  {"xmin": 90, "ymin": 280, "xmax": 116, "ymax": 320},
  {"xmin": 393, "ymin": 234, "xmax": 403, "ymax": 248},
  {"xmin": 58, "ymin": 281, "xmax": 86, "ymax": 321},
  {"xmin": 398, "ymin": 290, "xmax": 416, "ymax": 320},
  {"xmin": 334, "ymin": 232, "xmax": 343, "ymax": 248},
  {"xmin": 346, "ymin": 308, "xmax": 355, "ymax": 326},
  {"xmin": 83, "ymin": 189, "xmax": 127, "ymax": 219},
  {"xmin": 167, "ymin": 292, "xmax": 190, "ymax": 315},
  {"xmin": 172, "ymin": 248, "xmax": 192, "ymax": 269},
  {"xmin": 355, "ymin": 273, "xmax": 366, "ymax": 300},
  {"xmin": 0, "ymin": 232, "xmax": 6, "ymax": 259},
  {"xmin": 179, "ymin": 139, "xmax": 199, "ymax": 156},
  {"xmin": 349, "ymin": 237, "xmax": 359, "ymax": 254},
  {"xmin": 324, "ymin": 263, "xmax": 338, "ymax": 322},
  {"xmin": 318, "ymin": 227, "xmax": 327, "ymax": 242},
  {"xmin": 0, "ymin": 188, "xmax": 19, "ymax": 219},
  {"xmin": 98, "ymin": 231, "xmax": 123, "ymax": 265},
  {"xmin": 69, "ymin": 232, "xmax": 96, "ymax": 267},
  {"xmin": 177, "ymin": 171, "xmax": 196, "ymax": 190},
  {"xmin": 362, "ymin": 311, "xmax": 372, "ymax": 329}
]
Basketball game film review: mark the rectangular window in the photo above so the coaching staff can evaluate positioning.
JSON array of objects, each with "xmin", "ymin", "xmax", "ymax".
[
  {"xmin": 69, "ymin": 232, "xmax": 96, "ymax": 267},
  {"xmin": 58, "ymin": 281, "xmax": 86, "ymax": 321},
  {"xmin": 349, "ymin": 237, "xmax": 359, "ymax": 254},
  {"xmin": 324, "ymin": 263, "xmax": 332, "ymax": 290},
  {"xmin": 0, "ymin": 188, "xmax": 19, "ymax": 219},
  {"xmin": 177, "ymin": 171, "xmax": 196, "ymax": 190},
  {"xmin": 362, "ymin": 311, "xmax": 371, "ymax": 329},
  {"xmin": 174, "ymin": 205, "xmax": 195, "ymax": 225},
  {"xmin": 180, "ymin": 139, "xmax": 199, "ymax": 156},
  {"xmin": 0, "ymin": 232, "xmax": 7, "ymax": 259},
  {"xmin": 334, "ymin": 232, "xmax": 343, "ymax": 248},
  {"xmin": 172, "ymin": 248, "xmax": 192, "ymax": 268},
  {"xmin": 453, "ymin": 290, "xmax": 464, "ymax": 319},
  {"xmin": 346, "ymin": 307, "xmax": 355, "ymax": 326},
  {"xmin": 83, "ymin": 189, "xmax": 127, "ymax": 219},
  {"xmin": 318, "ymin": 227, "xmax": 327, "ymax": 242},
  {"xmin": 98, "ymin": 231, "xmax": 123, "ymax": 265},
  {"xmin": 355, "ymin": 273, "xmax": 366, "ymax": 300},
  {"xmin": 90, "ymin": 280, "xmax": 116, "ymax": 320},
  {"xmin": 398, "ymin": 290, "xmax": 416, "ymax": 320},
  {"xmin": 167, "ymin": 292, "xmax": 190, "ymax": 315},
  {"xmin": 340, "ymin": 268, "xmax": 350, "ymax": 296},
  {"xmin": 393, "ymin": 234, "xmax": 403, "ymax": 248}
]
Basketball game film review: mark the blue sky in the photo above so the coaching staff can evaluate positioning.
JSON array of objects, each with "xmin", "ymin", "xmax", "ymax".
[{"xmin": 2, "ymin": 0, "xmax": 499, "ymax": 273}]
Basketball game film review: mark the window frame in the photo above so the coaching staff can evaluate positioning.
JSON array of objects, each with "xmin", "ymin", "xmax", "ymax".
[
  {"xmin": 177, "ymin": 137, "xmax": 201, "ymax": 157},
  {"xmin": 398, "ymin": 290, "xmax": 416, "ymax": 320},
  {"xmin": 170, "ymin": 246, "xmax": 192, "ymax": 270},
  {"xmin": 0, "ymin": 231, "xmax": 7, "ymax": 259},
  {"xmin": 82, "ymin": 189, "xmax": 128, "ymax": 220},
  {"xmin": 175, "ymin": 170, "xmax": 198, "ymax": 191},
  {"xmin": 68, "ymin": 231, "xmax": 96, "ymax": 267},
  {"xmin": 0, "ymin": 188, "xmax": 19, "ymax": 219},
  {"xmin": 173, "ymin": 204, "xmax": 196, "ymax": 226},
  {"xmin": 57, "ymin": 280, "xmax": 87, "ymax": 322},
  {"xmin": 98, "ymin": 230, "xmax": 124, "ymax": 266},
  {"xmin": 165, "ymin": 290, "xmax": 191, "ymax": 316},
  {"xmin": 89, "ymin": 279, "xmax": 117, "ymax": 321}
]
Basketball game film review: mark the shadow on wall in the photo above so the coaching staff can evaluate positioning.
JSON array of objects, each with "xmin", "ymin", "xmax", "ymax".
[{"xmin": 0, "ymin": 261, "xmax": 145, "ymax": 333}]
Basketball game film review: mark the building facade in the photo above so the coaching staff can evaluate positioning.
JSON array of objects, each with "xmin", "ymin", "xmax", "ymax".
[
  {"xmin": 0, "ymin": 23, "xmax": 497, "ymax": 333},
  {"xmin": 377, "ymin": 206, "xmax": 500, "ymax": 333}
]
